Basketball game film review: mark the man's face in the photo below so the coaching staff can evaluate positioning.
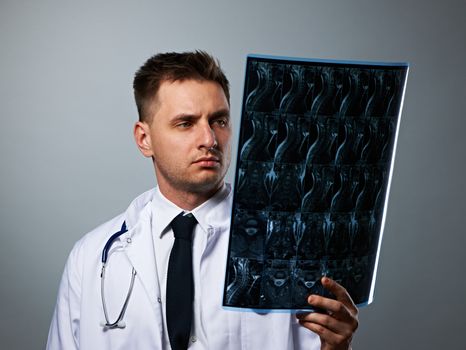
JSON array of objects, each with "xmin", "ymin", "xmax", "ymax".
[{"xmin": 145, "ymin": 79, "xmax": 231, "ymax": 197}]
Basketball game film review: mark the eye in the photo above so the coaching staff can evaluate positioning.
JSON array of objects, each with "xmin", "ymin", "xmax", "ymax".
[
  {"xmin": 176, "ymin": 121, "xmax": 192, "ymax": 128},
  {"xmin": 212, "ymin": 118, "xmax": 229, "ymax": 128}
]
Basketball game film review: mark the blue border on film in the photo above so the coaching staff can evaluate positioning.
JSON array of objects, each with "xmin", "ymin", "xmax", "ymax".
[
  {"xmin": 248, "ymin": 53, "xmax": 409, "ymax": 67},
  {"xmin": 222, "ymin": 300, "xmax": 370, "ymax": 314}
]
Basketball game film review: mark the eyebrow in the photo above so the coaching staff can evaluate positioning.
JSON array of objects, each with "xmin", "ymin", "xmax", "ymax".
[
  {"xmin": 209, "ymin": 108, "xmax": 230, "ymax": 119},
  {"xmin": 171, "ymin": 108, "xmax": 230, "ymax": 123},
  {"xmin": 172, "ymin": 114, "xmax": 197, "ymax": 123}
]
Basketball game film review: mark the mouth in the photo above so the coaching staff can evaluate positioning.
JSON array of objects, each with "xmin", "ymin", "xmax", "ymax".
[{"xmin": 193, "ymin": 156, "xmax": 221, "ymax": 168}]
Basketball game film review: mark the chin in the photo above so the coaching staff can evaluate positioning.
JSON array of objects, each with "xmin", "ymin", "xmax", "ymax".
[{"xmin": 189, "ymin": 175, "xmax": 224, "ymax": 194}]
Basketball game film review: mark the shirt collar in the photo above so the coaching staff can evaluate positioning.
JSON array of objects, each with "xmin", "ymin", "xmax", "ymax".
[{"xmin": 151, "ymin": 184, "xmax": 231, "ymax": 238}]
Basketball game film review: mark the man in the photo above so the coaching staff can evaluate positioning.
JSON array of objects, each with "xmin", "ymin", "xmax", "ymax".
[{"xmin": 47, "ymin": 51, "xmax": 358, "ymax": 350}]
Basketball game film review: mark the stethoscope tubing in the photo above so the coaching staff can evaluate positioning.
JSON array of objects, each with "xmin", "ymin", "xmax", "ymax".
[
  {"xmin": 101, "ymin": 221, "xmax": 127, "ymax": 263},
  {"xmin": 100, "ymin": 221, "xmax": 137, "ymax": 329}
]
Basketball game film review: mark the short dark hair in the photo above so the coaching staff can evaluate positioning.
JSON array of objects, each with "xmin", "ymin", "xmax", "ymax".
[{"xmin": 133, "ymin": 50, "xmax": 230, "ymax": 122}]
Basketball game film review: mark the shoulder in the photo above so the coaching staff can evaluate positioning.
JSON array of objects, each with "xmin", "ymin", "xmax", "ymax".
[{"xmin": 68, "ymin": 188, "xmax": 157, "ymax": 263}]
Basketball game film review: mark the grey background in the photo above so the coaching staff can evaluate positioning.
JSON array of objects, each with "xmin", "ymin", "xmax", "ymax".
[{"xmin": 1, "ymin": 0, "xmax": 464, "ymax": 349}]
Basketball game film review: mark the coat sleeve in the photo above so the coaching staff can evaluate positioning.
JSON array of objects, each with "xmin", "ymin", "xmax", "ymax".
[{"xmin": 46, "ymin": 240, "xmax": 84, "ymax": 350}]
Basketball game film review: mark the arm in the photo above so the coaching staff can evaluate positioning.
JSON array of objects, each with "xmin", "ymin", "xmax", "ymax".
[
  {"xmin": 46, "ymin": 244, "xmax": 82, "ymax": 350},
  {"xmin": 296, "ymin": 277, "xmax": 359, "ymax": 350}
]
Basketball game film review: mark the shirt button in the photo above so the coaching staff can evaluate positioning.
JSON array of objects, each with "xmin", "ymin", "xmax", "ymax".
[
  {"xmin": 126, "ymin": 237, "xmax": 132, "ymax": 244},
  {"xmin": 157, "ymin": 297, "xmax": 161, "ymax": 303},
  {"xmin": 190, "ymin": 335, "xmax": 197, "ymax": 343}
]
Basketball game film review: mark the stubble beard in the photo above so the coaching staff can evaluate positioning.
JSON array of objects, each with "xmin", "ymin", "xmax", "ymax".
[{"xmin": 155, "ymin": 157, "xmax": 230, "ymax": 198}]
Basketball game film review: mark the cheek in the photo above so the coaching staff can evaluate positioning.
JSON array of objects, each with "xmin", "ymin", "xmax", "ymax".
[
  {"xmin": 152, "ymin": 140, "xmax": 174, "ymax": 164},
  {"xmin": 154, "ymin": 136, "xmax": 195, "ymax": 166},
  {"xmin": 219, "ymin": 129, "xmax": 232, "ymax": 148},
  {"xmin": 153, "ymin": 133, "xmax": 181, "ymax": 152}
]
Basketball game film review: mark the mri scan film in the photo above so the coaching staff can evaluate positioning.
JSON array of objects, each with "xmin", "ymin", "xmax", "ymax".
[{"xmin": 223, "ymin": 55, "xmax": 409, "ymax": 311}]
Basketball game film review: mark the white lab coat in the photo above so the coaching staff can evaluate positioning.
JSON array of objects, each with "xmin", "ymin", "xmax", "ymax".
[{"xmin": 47, "ymin": 188, "xmax": 320, "ymax": 350}]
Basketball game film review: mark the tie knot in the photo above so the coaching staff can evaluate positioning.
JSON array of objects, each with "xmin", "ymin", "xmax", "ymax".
[{"xmin": 171, "ymin": 212, "xmax": 197, "ymax": 240}]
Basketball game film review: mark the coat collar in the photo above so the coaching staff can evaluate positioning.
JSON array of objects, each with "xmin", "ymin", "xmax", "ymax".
[
  {"xmin": 112, "ymin": 188, "xmax": 159, "ymax": 306},
  {"xmin": 123, "ymin": 188, "xmax": 157, "ymax": 231}
]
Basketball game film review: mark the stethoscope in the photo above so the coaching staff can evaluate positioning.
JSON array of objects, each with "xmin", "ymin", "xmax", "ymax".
[{"xmin": 100, "ymin": 221, "xmax": 136, "ymax": 329}]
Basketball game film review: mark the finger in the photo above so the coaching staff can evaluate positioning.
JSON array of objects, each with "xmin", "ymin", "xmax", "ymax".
[
  {"xmin": 298, "ymin": 318, "xmax": 350, "ymax": 347},
  {"xmin": 321, "ymin": 277, "xmax": 358, "ymax": 312},
  {"xmin": 297, "ymin": 311, "xmax": 351, "ymax": 335},
  {"xmin": 307, "ymin": 294, "xmax": 353, "ymax": 321}
]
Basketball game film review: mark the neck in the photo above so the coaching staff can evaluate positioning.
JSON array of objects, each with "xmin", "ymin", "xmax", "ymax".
[{"xmin": 157, "ymin": 182, "xmax": 223, "ymax": 211}]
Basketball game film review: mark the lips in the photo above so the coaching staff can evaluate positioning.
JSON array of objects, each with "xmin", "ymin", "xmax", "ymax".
[{"xmin": 193, "ymin": 156, "xmax": 221, "ymax": 167}]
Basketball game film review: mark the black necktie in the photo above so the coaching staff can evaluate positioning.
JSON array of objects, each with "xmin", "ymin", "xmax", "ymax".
[{"xmin": 166, "ymin": 212, "xmax": 197, "ymax": 350}]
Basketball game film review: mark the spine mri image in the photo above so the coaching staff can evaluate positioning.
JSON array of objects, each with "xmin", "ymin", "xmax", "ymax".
[{"xmin": 223, "ymin": 55, "xmax": 409, "ymax": 310}]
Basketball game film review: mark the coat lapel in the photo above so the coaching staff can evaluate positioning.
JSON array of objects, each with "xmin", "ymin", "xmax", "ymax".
[{"xmin": 123, "ymin": 206, "xmax": 160, "ymax": 308}]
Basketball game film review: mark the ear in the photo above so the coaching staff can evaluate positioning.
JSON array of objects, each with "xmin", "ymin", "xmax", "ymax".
[{"xmin": 134, "ymin": 121, "xmax": 154, "ymax": 158}]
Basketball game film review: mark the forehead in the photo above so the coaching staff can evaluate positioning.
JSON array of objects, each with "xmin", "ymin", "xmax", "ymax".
[{"xmin": 155, "ymin": 79, "xmax": 229, "ymax": 112}]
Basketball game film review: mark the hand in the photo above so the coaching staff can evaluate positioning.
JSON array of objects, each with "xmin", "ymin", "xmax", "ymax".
[{"xmin": 296, "ymin": 277, "xmax": 359, "ymax": 350}]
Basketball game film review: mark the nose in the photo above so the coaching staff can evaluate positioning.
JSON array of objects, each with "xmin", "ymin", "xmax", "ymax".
[{"xmin": 199, "ymin": 122, "xmax": 218, "ymax": 150}]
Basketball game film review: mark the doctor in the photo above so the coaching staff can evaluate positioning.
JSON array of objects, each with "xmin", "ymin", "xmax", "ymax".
[{"xmin": 47, "ymin": 51, "xmax": 359, "ymax": 350}]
